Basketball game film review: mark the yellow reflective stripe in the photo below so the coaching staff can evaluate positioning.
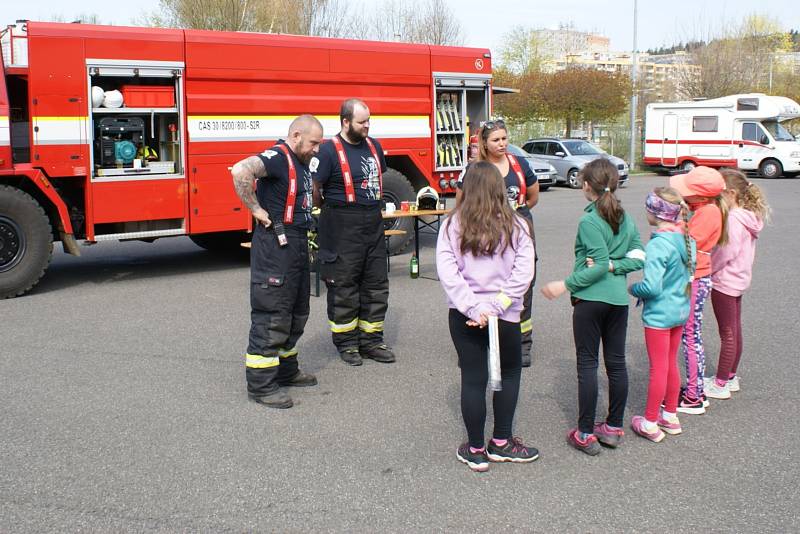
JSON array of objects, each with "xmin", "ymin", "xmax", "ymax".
[
  {"xmin": 279, "ymin": 348, "xmax": 298, "ymax": 358},
  {"xmin": 358, "ymin": 319, "xmax": 384, "ymax": 333},
  {"xmin": 245, "ymin": 353, "xmax": 279, "ymax": 369},
  {"xmin": 496, "ymin": 291, "xmax": 512, "ymax": 310},
  {"xmin": 520, "ymin": 319, "xmax": 532, "ymax": 334},
  {"xmin": 329, "ymin": 318, "xmax": 358, "ymax": 333}
]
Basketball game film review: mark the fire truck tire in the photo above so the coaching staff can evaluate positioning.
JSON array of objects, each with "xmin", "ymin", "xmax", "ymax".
[
  {"xmin": 381, "ymin": 168, "xmax": 414, "ymax": 255},
  {"xmin": 0, "ymin": 186, "xmax": 54, "ymax": 299},
  {"xmin": 190, "ymin": 231, "xmax": 250, "ymax": 257},
  {"xmin": 758, "ymin": 159, "xmax": 783, "ymax": 179}
]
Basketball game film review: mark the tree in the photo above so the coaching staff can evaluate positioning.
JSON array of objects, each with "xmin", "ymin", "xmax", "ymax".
[
  {"xmin": 365, "ymin": 0, "xmax": 462, "ymax": 45},
  {"xmin": 497, "ymin": 26, "xmax": 546, "ymax": 74},
  {"xmin": 537, "ymin": 68, "xmax": 631, "ymax": 136},
  {"xmin": 492, "ymin": 67, "xmax": 546, "ymax": 123}
]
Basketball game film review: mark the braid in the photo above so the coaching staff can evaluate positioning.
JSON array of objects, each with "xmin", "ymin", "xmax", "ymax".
[{"xmin": 681, "ymin": 201, "xmax": 694, "ymax": 296}]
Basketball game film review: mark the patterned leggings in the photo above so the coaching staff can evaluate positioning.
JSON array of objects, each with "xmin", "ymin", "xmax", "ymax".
[{"xmin": 681, "ymin": 276, "xmax": 712, "ymax": 399}]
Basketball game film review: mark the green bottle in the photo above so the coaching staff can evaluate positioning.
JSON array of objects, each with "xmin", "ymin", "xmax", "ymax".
[{"xmin": 410, "ymin": 254, "xmax": 419, "ymax": 279}]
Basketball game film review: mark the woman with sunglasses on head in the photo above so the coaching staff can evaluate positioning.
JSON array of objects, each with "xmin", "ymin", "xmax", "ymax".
[{"xmin": 457, "ymin": 120, "xmax": 540, "ymax": 367}]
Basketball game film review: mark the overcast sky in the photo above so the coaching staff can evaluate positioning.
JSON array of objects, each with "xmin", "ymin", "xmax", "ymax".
[{"xmin": 4, "ymin": 0, "xmax": 800, "ymax": 55}]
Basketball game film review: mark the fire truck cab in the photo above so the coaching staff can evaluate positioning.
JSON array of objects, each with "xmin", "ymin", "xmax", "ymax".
[{"xmin": 0, "ymin": 21, "xmax": 492, "ymax": 298}]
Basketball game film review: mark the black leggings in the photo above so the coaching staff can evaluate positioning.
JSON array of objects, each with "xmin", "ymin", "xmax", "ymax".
[
  {"xmin": 449, "ymin": 309, "xmax": 522, "ymax": 448},
  {"xmin": 572, "ymin": 300, "xmax": 629, "ymax": 434}
]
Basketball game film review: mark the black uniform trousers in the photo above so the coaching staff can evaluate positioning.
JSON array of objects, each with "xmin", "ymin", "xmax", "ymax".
[
  {"xmin": 318, "ymin": 203, "xmax": 388, "ymax": 352},
  {"xmin": 245, "ymin": 225, "xmax": 310, "ymax": 397},
  {"xmin": 519, "ymin": 215, "xmax": 537, "ymax": 365}
]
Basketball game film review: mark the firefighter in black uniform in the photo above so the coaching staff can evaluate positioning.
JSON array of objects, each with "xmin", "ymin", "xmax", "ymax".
[
  {"xmin": 231, "ymin": 114, "xmax": 324, "ymax": 408},
  {"xmin": 312, "ymin": 98, "xmax": 395, "ymax": 366}
]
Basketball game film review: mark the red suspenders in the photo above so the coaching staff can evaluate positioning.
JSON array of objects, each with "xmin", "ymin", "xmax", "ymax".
[
  {"xmin": 506, "ymin": 153, "xmax": 526, "ymax": 205},
  {"xmin": 274, "ymin": 144, "xmax": 297, "ymax": 224},
  {"xmin": 330, "ymin": 135, "xmax": 383, "ymax": 203}
]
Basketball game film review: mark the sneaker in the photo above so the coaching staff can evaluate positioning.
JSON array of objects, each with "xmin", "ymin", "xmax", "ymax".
[
  {"xmin": 249, "ymin": 390, "xmax": 293, "ymax": 409},
  {"xmin": 676, "ymin": 392, "xmax": 706, "ymax": 415},
  {"xmin": 631, "ymin": 415, "xmax": 665, "ymax": 443},
  {"xmin": 456, "ymin": 443, "xmax": 489, "ymax": 472},
  {"xmin": 728, "ymin": 376, "xmax": 740, "ymax": 392},
  {"xmin": 361, "ymin": 343, "xmax": 396, "ymax": 363},
  {"xmin": 566, "ymin": 428, "xmax": 602, "ymax": 456},
  {"xmin": 704, "ymin": 379, "xmax": 731, "ymax": 400},
  {"xmin": 278, "ymin": 370, "xmax": 318, "ymax": 387},
  {"xmin": 702, "ymin": 394, "xmax": 710, "ymax": 408},
  {"xmin": 486, "ymin": 437, "xmax": 539, "ymax": 463},
  {"xmin": 339, "ymin": 348, "xmax": 363, "ymax": 366},
  {"xmin": 657, "ymin": 413, "xmax": 683, "ymax": 435},
  {"xmin": 593, "ymin": 422, "xmax": 624, "ymax": 448},
  {"xmin": 521, "ymin": 353, "xmax": 532, "ymax": 368}
]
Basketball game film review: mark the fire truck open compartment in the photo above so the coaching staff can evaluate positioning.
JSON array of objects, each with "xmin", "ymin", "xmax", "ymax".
[
  {"xmin": 87, "ymin": 64, "xmax": 183, "ymax": 181},
  {"xmin": 433, "ymin": 75, "xmax": 490, "ymax": 171}
]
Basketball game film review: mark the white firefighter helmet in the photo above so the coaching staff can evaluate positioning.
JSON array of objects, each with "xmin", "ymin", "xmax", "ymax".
[
  {"xmin": 102, "ymin": 89, "xmax": 124, "ymax": 108},
  {"xmin": 91, "ymin": 86, "xmax": 105, "ymax": 108},
  {"xmin": 416, "ymin": 186, "xmax": 439, "ymax": 210}
]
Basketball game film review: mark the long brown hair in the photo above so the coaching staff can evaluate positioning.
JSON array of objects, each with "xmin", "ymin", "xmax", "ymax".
[
  {"xmin": 580, "ymin": 158, "xmax": 625, "ymax": 234},
  {"xmin": 477, "ymin": 120, "xmax": 507, "ymax": 162},
  {"xmin": 447, "ymin": 161, "xmax": 522, "ymax": 256},
  {"xmin": 720, "ymin": 168, "xmax": 771, "ymax": 223}
]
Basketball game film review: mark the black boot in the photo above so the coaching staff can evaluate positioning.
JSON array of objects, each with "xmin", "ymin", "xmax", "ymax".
[
  {"xmin": 361, "ymin": 344, "xmax": 396, "ymax": 363},
  {"xmin": 249, "ymin": 389, "xmax": 293, "ymax": 409},
  {"xmin": 278, "ymin": 370, "xmax": 318, "ymax": 387},
  {"xmin": 339, "ymin": 348, "xmax": 363, "ymax": 366}
]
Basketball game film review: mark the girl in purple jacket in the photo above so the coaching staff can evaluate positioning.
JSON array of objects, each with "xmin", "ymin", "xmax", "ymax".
[
  {"xmin": 705, "ymin": 169, "xmax": 770, "ymax": 400},
  {"xmin": 436, "ymin": 161, "xmax": 538, "ymax": 472}
]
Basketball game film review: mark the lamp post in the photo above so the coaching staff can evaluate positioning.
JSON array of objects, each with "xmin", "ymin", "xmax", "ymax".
[{"xmin": 629, "ymin": 0, "xmax": 638, "ymax": 171}]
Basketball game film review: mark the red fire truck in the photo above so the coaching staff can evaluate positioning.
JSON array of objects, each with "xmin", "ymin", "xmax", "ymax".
[{"xmin": 0, "ymin": 21, "xmax": 493, "ymax": 298}]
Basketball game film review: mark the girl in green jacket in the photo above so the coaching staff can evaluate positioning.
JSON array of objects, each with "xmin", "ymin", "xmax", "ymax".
[{"xmin": 541, "ymin": 158, "xmax": 644, "ymax": 456}]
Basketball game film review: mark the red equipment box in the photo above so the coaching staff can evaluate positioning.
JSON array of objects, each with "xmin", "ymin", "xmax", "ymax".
[{"xmin": 120, "ymin": 85, "xmax": 175, "ymax": 108}]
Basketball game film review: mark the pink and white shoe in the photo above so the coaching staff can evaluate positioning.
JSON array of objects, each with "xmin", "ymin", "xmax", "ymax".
[
  {"xmin": 631, "ymin": 415, "xmax": 665, "ymax": 443},
  {"xmin": 657, "ymin": 414, "xmax": 683, "ymax": 435}
]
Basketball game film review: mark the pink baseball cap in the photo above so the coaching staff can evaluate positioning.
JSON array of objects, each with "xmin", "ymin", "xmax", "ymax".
[{"xmin": 669, "ymin": 166, "xmax": 725, "ymax": 198}]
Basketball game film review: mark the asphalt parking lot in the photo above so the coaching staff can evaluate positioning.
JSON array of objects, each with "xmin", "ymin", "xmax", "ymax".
[{"xmin": 2, "ymin": 174, "xmax": 799, "ymax": 532}]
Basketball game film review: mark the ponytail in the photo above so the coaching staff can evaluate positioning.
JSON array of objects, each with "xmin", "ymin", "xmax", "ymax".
[
  {"xmin": 581, "ymin": 159, "xmax": 624, "ymax": 233},
  {"xmin": 714, "ymin": 193, "xmax": 730, "ymax": 246},
  {"xmin": 681, "ymin": 201, "xmax": 694, "ymax": 295}
]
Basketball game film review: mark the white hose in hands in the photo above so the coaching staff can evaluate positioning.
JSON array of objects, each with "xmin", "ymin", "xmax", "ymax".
[{"xmin": 488, "ymin": 315, "xmax": 502, "ymax": 392}]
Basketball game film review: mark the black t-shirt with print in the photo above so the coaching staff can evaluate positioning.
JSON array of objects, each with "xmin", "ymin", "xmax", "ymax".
[
  {"xmin": 255, "ymin": 141, "xmax": 314, "ymax": 230},
  {"xmin": 313, "ymin": 134, "xmax": 387, "ymax": 206},
  {"xmin": 457, "ymin": 157, "xmax": 538, "ymax": 219}
]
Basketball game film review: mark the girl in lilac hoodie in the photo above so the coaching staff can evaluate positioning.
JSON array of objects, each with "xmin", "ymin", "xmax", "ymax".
[
  {"xmin": 436, "ymin": 161, "xmax": 538, "ymax": 472},
  {"xmin": 705, "ymin": 169, "xmax": 770, "ymax": 400}
]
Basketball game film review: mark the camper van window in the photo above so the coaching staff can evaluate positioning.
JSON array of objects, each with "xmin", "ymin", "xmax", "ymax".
[
  {"xmin": 762, "ymin": 121, "xmax": 794, "ymax": 142},
  {"xmin": 742, "ymin": 123, "xmax": 769, "ymax": 144},
  {"xmin": 737, "ymin": 98, "xmax": 759, "ymax": 111},
  {"xmin": 692, "ymin": 116, "xmax": 718, "ymax": 132}
]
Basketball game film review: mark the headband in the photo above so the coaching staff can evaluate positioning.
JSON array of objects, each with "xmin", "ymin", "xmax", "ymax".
[{"xmin": 645, "ymin": 191, "xmax": 682, "ymax": 223}]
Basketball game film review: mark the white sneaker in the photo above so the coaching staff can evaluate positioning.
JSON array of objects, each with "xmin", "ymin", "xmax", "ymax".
[
  {"xmin": 704, "ymin": 379, "xmax": 731, "ymax": 400},
  {"xmin": 727, "ymin": 376, "xmax": 740, "ymax": 393}
]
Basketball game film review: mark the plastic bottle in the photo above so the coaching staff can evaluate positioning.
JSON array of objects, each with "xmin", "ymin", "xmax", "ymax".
[{"xmin": 410, "ymin": 254, "xmax": 419, "ymax": 279}]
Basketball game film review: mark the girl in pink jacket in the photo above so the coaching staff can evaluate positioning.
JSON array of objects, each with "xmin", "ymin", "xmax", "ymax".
[{"xmin": 705, "ymin": 169, "xmax": 770, "ymax": 399}]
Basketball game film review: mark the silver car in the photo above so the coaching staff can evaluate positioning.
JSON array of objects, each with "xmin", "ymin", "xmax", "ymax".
[
  {"xmin": 522, "ymin": 138, "xmax": 629, "ymax": 189},
  {"xmin": 507, "ymin": 144, "xmax": 557, "ymax": 191}
]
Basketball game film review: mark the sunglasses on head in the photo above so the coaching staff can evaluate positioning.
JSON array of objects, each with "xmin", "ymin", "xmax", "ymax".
[{"xmin": 482, "ymin": 119, "xmax": 506, "ymax": 130}]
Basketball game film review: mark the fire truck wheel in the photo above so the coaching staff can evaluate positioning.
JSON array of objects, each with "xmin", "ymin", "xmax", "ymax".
[
  {"xmin": 0, "ymin": 186, "xmax": 54, "ymax": 299},
  {"xmin": 680, "ymin": 160, "xmax": 696, "ymax": 172},
  {"xmin": 190, "ymin": 231, "xmax": 250, "ymax": 257},
  {"xmin": 381, "ymin": 168, "xmax": 414, "ymax": 255},
  {"xmin": 758, "ymin": 159, "xmax": 783, "ymax": 179}
]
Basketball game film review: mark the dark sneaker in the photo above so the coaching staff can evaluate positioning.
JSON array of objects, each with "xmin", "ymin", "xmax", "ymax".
[
  {"xmin": 361, "ymin": 344, "xmax": 396, "ymax": 363},
  {"xmin": 456, "ymin": 443, "xmax": 489, "ymax": 472},
  {"xmin": 593, "ymin": 422, "xmax": 624, "ymax": 448},
  {"xmin": 676, "ymin": 391, "xmax": 706, "ymax": 415},
  {"xmin": 249, "ymin": 390, "xmax": 293, "ymax": 409},
  {"xmin": 339, "ymin": 348, "xmax": 363, "ymax": 366},
  {"xmin": 566, "ymin": 428, "xmax": 602, "ymax": 456},
  {"xmin": 486, "ymin": 437, "xmax": 539, "ymax": 463},
  {"xmin": 278, "ymin": 370, "xmax": 318, "ymax": 387}
]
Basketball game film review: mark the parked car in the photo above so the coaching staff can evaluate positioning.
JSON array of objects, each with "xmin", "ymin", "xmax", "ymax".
[
  {"xmin": 507, "ymin": 144, "xmax": 557, "ymax": 192},
  {"xmin": 522, "ymin": 138, "xmax": 629, "ymax": 189}
]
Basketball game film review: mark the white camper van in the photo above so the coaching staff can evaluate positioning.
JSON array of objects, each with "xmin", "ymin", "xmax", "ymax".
[{"xmin": 644, "ymin": 93, "xmax": 800, "ymax": 178}]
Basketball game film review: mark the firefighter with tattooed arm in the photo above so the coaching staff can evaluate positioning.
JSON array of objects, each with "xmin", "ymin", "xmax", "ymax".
[{"xmin": 231, "ymin": 114, "xmax": 323, "ymax": 408}]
